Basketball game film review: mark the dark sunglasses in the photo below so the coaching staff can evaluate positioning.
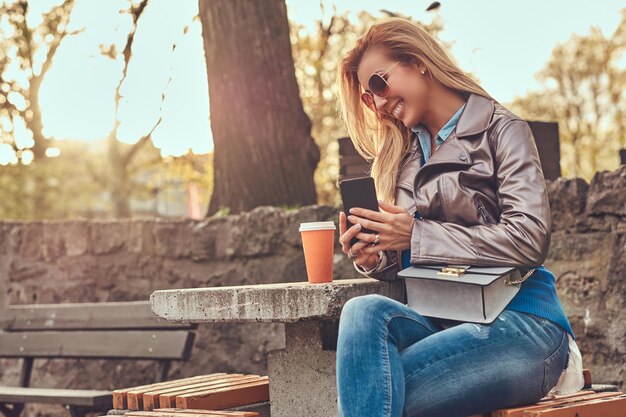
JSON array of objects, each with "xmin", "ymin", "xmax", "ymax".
[{"xmin": 361, "ymin": 61, "xmax": 401, "ymax": 112}]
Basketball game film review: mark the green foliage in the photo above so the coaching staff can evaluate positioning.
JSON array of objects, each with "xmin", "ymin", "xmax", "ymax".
[
  {"xmin": 280, "ymin": 203, "xmax": 301, "ymax": 212},
  {"xmin": 214, "ymin": 207, "xmax": 231, "ymax": 217},
  {"xmin": 0, "ymin": 140, "xmax": 108, "ymax": 219}
]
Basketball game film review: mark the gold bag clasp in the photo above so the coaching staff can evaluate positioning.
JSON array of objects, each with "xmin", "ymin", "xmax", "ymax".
[{"xmin": 437, "ymin": 266, "xmax": 466, "ymax": 277}]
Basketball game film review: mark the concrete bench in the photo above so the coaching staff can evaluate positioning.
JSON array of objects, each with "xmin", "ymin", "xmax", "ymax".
[{"xmin": 150, "ymin": 278, "xmax": 405, "ymax": 417}]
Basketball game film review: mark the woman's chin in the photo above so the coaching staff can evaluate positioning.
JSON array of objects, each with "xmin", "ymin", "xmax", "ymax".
[{"xmin": 400, "ymin": 114, "xmax": 417, "ymax": 128}]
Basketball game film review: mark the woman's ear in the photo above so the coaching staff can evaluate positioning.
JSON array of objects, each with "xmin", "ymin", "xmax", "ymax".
[{"xmin": 407, "ymin": 58, "xmax": 423, "ymax": 71}]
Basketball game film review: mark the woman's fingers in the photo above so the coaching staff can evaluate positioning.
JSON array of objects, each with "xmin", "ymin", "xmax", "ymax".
[
  {"xmin": 350, "ymin": 238, "xmax": 367, "ymax": 252},
  {"xmin": 339, "ymin": 211, "xmax": 346, "ymax": 235},
  {"xmin": 355, "ymin": 231, "xmax": 378, "ymax": 243},
  {"xmin": 339, "ymin": 212, "xmax": 362, "ymax": 250},
  {"xmin": 347, "ymin": 214, "xmax": 386, "ymax": 234}
]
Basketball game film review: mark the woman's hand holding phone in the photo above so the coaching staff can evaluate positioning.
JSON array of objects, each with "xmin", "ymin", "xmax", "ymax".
[
  {"xmin": 340, "ymin": 199, "xmax": 414, "ymax": 268},
  {"xmin": 339, "ymin": 211, "xmax": 380, "ymax": 270}
]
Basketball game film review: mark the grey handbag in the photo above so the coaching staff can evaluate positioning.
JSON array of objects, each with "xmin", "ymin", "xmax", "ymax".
[{"xmin": 397, "ymin": 265, "xmax": 536, "ymax": 324}]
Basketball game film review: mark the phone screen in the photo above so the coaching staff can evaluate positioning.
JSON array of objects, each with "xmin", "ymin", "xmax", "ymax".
[{"xmin": 339, "ymin": 176, "xmax": 380, "ymax": 246}]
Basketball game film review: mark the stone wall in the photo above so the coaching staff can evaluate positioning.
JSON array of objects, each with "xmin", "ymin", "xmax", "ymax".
[
  {"xmin": 545, "ymin": 165, "xmax": 626, "ymax": 389},
  {"xmin": 0, "ymin": 166, "xmax": 624, "ymax": 416}
]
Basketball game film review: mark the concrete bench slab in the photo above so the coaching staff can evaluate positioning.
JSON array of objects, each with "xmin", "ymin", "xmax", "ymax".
[
  {"xmin": 150, "ymin": 278, "xmax": 405, "ymax": 417},
  {"xmin": 150, "ymin": 278, "xmax": 405, "ymax": 323}
]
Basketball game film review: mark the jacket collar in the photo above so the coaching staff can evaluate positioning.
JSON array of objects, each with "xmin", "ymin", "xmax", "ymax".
[
  {"xmin": 455, "ymin": 92, "xmax": 495, "ymax": 137},
  {"xmin": 396, "ymin": 93, "xmax": 495, "ymax": 192}
]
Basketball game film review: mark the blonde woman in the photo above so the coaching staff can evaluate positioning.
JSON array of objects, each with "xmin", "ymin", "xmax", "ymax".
[{"xmin": 335, "ymin": 17, "xmax": 582, "ymax": 417}]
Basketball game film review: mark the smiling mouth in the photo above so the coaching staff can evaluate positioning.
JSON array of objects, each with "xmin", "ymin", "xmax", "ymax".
[{"xmin": 391, "ymin": 100, "xmax": 404, "ymax": 119}]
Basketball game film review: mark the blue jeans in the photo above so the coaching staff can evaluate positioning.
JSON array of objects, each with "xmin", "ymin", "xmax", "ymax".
[{"xmin": 336, "ymin": 294, "xmax": 569, "ymax": 417}]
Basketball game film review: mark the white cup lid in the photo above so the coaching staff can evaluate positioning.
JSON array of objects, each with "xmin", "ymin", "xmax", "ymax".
[{"xmin": 299, "ymin": 221, "xmax": 337, "ymax": 232}]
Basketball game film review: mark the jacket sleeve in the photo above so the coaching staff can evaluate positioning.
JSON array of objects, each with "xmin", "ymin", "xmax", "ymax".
[
  {"xmin": 410, "ymin": 118, "xmax": 552, "ymax": 267},
  {"xmin": 354, "ymin": 250, "xmax": 401, "ymax": 282}
]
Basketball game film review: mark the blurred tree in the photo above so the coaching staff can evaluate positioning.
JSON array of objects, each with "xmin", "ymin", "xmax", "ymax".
[
  {"xmin": 0, "ymin": 0, "xmax": 79, "ymax": 217},
  {"xmin": 199, "ymin": 0, "xmax": 320, "ymax": 216},
  {"xmin": 510, "ymin": 9, "xmax": 626, "ymax": 180},
  {"xmin": 103, "ymin": 0, "xmax": 161, "ymax": 217},
  {"xmin": 0, "ymin": 0, "xmax": 77, "ymax": 161},
  {"xmin": 0, "ymin": 140, "xmax": 108, "ymax": 219},
  {"xmin": 101, "ymin": 0, "xmax": 196, "ymax": 217},
  {"xmin": 290, "ymin": 6, "xmax": 448, "ymax": 207}
]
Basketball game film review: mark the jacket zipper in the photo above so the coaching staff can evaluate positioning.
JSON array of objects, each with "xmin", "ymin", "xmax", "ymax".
[
  {"xmin": 476, "ymin": 199, "xmax": 495, "ymax": 224},
  {"xmin": 436, "ymin": 177, "xmax": 449, "ymax": 222}
]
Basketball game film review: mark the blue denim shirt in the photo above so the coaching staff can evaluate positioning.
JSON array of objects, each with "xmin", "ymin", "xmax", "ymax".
[{"xmin": 411, "ymin": 102, "xmax": 467, "ymax": 165}]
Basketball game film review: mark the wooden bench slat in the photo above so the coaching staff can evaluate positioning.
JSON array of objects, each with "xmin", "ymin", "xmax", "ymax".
[
  {"xmin": 0, "ymin": 330, "xmax": 194, "ymax": 360},
  {"xmin": 154, "ymin": 408, "xmax": 258, "ymax": 416},
  {"xmin": 177, "ymin": 379, "xmax": 270, "ymax": 410},
  {"xmin": 492, "ymin": 390, "xmax": 622, "ymax": 417},
  {"xmin": 159, "ymin": 376, "xmax": 264, "ymax": 409},
  {"xmin": 1, "ymin": 302, "xmax": 196, "ymax": 331},
  {"xmin": 124, "ymin": 411, "xmax": 256, "ymax": 417},
  {"xmin": 144, "ymin": 375, "xmax": 250, "ymax": 411},
  {"xmin": 0, "ymin": 386, "xmax": 112, "ymax": 407},
  {"xmin": 523, "ymin": 393, "xmax": 626, "ymax": 416},
  {"xmin": 116, "ymin": 374, "xmax": 228, "ymax": 410}
]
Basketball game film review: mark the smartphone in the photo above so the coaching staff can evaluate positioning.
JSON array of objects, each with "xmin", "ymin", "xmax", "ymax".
[{"xmin": 339, "ymin": 176, "xmax": 380, "ymax": 246}]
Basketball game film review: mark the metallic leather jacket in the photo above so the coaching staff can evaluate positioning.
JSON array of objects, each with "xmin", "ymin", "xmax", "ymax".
[{"xmin": 359, "ymin": 92, "xmax": 552, "ymax": 282}]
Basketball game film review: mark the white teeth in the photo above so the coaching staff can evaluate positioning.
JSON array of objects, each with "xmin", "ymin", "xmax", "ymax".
[{"xmin": 392, "ymin": 101, "xmax": 404, "ymax": 118}]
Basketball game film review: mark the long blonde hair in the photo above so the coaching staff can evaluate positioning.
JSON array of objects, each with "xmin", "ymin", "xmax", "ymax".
[{"xmin": 337, "ymin": 17, "xmax": 496, "ymax": 204}]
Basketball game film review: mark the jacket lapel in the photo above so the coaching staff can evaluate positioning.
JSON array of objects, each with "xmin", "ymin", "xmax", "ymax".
[{"xmin": 411, "ymin": 93, "xmax": 496, "ymax": 190}]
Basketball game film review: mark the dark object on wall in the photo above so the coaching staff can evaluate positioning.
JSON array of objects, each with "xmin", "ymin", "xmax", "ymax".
[
  {"xmin": 338, "ymin": 137, "xmax": 371, "ymax": 183},
  {"xmin": 526, "ymin": 121, "xmax": 561, "ymax": 180},
  {"xmin": 338, "ymin": 120, "xmax": 562, "ymax": 184},
  {"xmin": 620, "ymin": 149, "xmax": 626, "ymax": 165}
]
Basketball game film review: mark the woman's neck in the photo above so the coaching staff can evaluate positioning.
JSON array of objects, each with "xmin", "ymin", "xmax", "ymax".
[{"xmin": 420, "ymin": 88, "xmax": 467, "ymax": 139}]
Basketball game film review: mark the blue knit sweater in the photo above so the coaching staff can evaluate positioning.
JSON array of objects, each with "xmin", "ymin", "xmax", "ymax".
[{"xmin": 405, "ymin": 103, "xmax": 575, "ymax": 340}]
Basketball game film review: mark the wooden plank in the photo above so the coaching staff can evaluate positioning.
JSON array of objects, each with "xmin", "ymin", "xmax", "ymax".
[
  {"xmin": 124, "ymin": 410, "xmax": 259, "ymax": 417},
  {"xmin": 159, "ymin": 376, "xmax": 263, "ymax": 409},
  {"xmin": 177, "ymin": 379, "xmax": 270, "ymax": 410},
  {"xmin": 2, "ymin": 301, "xmax": 197, "ymax": 331},
  {"xmin": 0, "ymin": 386, "xmax": 112, "ymax": 407},
  {"xmin": 116, "ymin": 374, "xmax": 228, "ymax": 410},
  {"xmin": 155, "ymin": 409, "xmax": 258, "ymax": 416},
  {"xmin": 339, "ymin": 155, "xmax": 369, "ymax": 166},
  {"xmin": 0, "ymin": 331, "xmax": 194, "ymax": 360},
  {"xmin": 492, "ymin": 391, "xmax": 620, "ymax": 417},
  {"xmin": 139, "ymin": 374, "xmax": 241, "ymax": 411},
  {"xmin": 342, "ymin": 164, "xmax": 370, "ymax": 176},
  {"xmin": 523, "ymin": 393, "xmax": 626, "ymax": 416}
]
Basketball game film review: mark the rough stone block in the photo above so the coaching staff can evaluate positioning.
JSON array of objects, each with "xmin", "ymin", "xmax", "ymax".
[
  {"xmin": 91, "ymin": 220, "xmax": 128, "ymax": 255},
  {"xmin": 586, "ymin": 165, "xmax": 626, "ymax": 217},
  {"xmin": 546, "ymin": 177, "xmax": 589, "ymax": 231}
]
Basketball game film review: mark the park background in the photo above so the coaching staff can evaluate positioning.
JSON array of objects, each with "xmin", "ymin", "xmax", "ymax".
[{"xmin": 0, "ymin": 1, "xmax": 625, "ymax": 416}]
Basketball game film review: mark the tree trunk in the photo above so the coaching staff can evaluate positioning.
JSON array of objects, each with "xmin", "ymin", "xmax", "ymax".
[
  {"xmin": 107, "ymin": 132, "xmax": 131, "ymax": 218},
  {"xmin": 199, "ymin": 0, "xmax": 320, "ymax": 216}
]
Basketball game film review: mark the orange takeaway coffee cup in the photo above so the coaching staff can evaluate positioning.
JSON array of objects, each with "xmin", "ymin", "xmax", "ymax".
[{"xmin": 298, "ymin": 221, "xmax": 336, "ymax": 284}]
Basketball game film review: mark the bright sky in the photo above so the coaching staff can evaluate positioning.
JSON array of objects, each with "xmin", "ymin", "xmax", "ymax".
[{"xmin": 6, "ymin": 0, "xmax": 625, "ymax": 161}]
